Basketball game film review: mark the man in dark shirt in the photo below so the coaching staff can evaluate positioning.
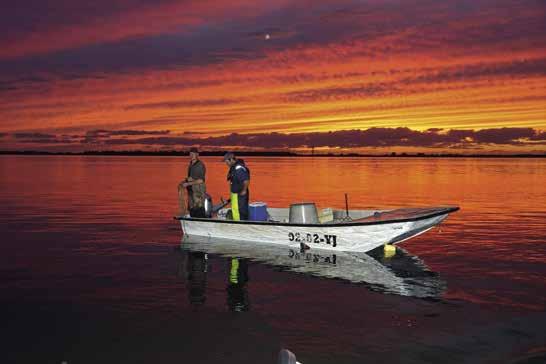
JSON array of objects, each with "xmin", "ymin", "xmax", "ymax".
[
  {"xmin": 178, "ymin": 147, "xmax": 206, "ymax": 217},
  {"xmin": 223, "ymin": 152, "xmax": 250, "ymax": 220}
]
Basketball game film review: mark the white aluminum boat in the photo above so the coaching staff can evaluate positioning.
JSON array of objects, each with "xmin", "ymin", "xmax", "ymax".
[{"xmin": 175, "ymin": 205, "xmax": 459, "ymax": 253}]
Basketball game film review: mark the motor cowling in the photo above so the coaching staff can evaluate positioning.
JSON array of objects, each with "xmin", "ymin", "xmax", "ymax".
[{"xmin": 203, "ymin": 193, "xmax": 213, "ymax": 218}]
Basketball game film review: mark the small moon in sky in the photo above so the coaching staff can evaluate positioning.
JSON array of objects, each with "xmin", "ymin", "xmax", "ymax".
[{"xmin": 265, "ymin": 34, "xmax": 271, "ymax": 40}]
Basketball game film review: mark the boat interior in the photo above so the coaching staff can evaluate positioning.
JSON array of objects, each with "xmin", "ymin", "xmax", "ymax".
[
  {"xmin": 212, "ymin": 205, "xmax": 457, "ymax": 225},
  {"xmin": 216, "ymin": 207, "xmax": 379, "ymax": 223},
  {"xmin": 279, "ymin": 207, "xmax": 381, "ymax": 223}
]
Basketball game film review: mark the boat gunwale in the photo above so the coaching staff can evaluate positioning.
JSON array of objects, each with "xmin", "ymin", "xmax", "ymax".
[{"xmin": 174, "ymin": 206, "xmax": 459, "ymax": 228}]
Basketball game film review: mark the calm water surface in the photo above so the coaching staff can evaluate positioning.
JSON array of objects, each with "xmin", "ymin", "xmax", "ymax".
[{"xmin": 1, "ymin": 156, "xmax": 545, "ymax": 364}]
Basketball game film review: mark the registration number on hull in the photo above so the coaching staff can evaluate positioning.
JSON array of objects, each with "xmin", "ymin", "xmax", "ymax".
[{"xmin": 288, "ymin": 232, "xmax": 337, "ymax": 247}]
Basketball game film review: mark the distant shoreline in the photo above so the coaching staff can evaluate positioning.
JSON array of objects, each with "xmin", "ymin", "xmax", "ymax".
[{"xmin": 1, "ymin": 150, "xmax": 545, "ymax": 158}]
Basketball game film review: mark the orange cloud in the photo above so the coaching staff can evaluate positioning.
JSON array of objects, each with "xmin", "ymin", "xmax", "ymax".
[{"xmin": 0, "ymin": 0, "xmax": 544, "ymax": 153}]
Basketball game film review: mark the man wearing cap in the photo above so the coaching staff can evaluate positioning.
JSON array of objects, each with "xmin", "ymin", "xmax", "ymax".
[
  {"xmin": 178, "ymin": 147, "xmax": 207, "ymax": 217},
  {"xmin": 223, "ymin": 152, "xmax": 250, "ymax": 221}
]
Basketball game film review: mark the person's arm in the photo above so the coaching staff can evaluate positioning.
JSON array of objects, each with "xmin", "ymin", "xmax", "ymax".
[
  {"xmin": 240, "ymin": 179, "xmax": 250, "ymax": 195},
  {"xmin": 182, "ymin": 178, "xmax": 204, "ymax": 187},
  {"xmin": 239, "ymin": 166, "xmax": 250, "ymax": 195}
]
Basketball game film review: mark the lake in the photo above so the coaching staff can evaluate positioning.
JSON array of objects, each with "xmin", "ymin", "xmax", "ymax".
[{"xmin": 1, "ymin": 155, "xmax": 545, "ymax": 364}]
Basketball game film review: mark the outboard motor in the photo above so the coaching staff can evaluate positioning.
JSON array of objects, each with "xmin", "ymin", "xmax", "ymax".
[{"xmin": 203, "ymin": 193, "xmax": 213, "ymax": 218}]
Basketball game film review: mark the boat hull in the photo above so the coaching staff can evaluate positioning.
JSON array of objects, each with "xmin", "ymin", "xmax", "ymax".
[{"xmin": 178, "ymin": 207, "xmax": 456, "ymax": 253}]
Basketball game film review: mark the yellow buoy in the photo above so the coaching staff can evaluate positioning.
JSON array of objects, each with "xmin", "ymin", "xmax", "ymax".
[{"xmin": 384, "ymin": 244, "xmax": 396, "ymax": 258}]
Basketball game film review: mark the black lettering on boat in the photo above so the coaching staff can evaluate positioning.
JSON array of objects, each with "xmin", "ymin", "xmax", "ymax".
[
  {"xmin": 323, "ymin": 234, "xmax": 338, "ymax": 247},
  {"xmin": 325, "ymin": 255, "xmax": 337, "ymax": 264},
  {"xmin": 287, "ymin": 250, "xmax": 338, "ymax": 265},
  {"xmin": 289, "ymin": 232, "xmax": 337, "ymax": 247}
]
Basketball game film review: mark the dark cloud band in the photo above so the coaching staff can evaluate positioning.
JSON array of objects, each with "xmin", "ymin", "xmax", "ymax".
[
  {"xmin": 64, "ymin": 127, "xmax": 546, "ymax": 148},
  {"xmin": 4, "ymin": 127, "xmax": 545, "ymax": 149}
]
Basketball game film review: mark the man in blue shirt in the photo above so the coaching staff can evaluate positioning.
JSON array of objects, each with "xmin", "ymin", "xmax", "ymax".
[{"xmin": 223, "ymin": 152, "xmax": 250, "ymax": 220}]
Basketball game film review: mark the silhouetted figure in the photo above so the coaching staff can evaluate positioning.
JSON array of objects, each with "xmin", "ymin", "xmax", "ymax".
[
  {"xmin": 178, "ymin": 147, "xmax": 207, "ymax": 217},
  {"xmin": 223, "ymin": 152, "xmax": 250, "ymax": 220}
]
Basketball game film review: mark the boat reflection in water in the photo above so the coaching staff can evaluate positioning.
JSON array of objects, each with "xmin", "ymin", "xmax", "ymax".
[
  {"xmin": 179, "ymin": 236, "xmax": 446, "ymax": 299},
  {"xmin": 177, "ymin": 248, "xmax": 251, "ymax": 311}
]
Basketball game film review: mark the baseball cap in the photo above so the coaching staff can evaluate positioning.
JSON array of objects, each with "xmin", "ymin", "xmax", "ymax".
[{"xmin": 222, "ymin": 151, "xmax": 235, "ymax": 161}]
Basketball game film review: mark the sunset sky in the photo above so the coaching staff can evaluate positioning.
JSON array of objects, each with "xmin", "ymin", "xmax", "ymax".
[{"xmin": 0, "ymin": 0, "xmax": 545, "ymax": 153}]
